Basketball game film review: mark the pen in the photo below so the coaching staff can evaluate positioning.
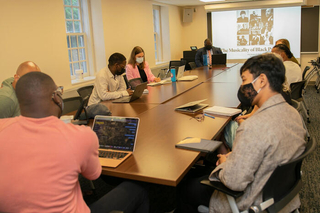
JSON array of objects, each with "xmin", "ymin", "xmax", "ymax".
[{"xmin": 204, "ymin": 113, "xmax": 215, "ymax": 119}]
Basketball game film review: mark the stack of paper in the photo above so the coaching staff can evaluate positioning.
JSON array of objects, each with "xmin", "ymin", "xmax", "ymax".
[
  {"xmin": 203, "ymin": 106, "xmax": 241, "ymax": 116},
  {"xmin": 147, "ymin": 78, "xmax": 172, "ymax": 86}
]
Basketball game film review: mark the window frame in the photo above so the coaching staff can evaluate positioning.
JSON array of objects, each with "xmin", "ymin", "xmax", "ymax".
[
  {"xmin": 153, "ymin": 5, "xmax": 163, "ymax": 63},
  {"xmin": 63, "ymin": 0, "xmax": 92, "ymax": 80}
]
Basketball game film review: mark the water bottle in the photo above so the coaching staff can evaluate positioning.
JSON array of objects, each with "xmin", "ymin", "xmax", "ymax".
[
  {"xmin": 203, "ymin": 54, "xmax": 208, "ymax": 66},
  {"xmin": 170, "ymin": 67, "xmax": 176, "ymax": 82}
]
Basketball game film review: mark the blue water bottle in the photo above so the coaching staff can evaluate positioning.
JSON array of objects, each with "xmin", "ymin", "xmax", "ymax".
[
  {"xmin": 170, "ymin": 67, "xmax": 176, "ymax": 82},
  {"xmin": 203, "ymin": 54, "xmax": 208, "ymax": 66}
]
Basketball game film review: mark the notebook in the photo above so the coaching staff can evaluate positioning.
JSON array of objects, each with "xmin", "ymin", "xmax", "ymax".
[
  {"xmin": 176, "ymin": 137, "xmax": 222, "ymax": 153},
  {"xmin": 176, "ymin": 65, "xmax": 198, "ymax": 81},
  {"xmin": 175, "ymin": 99, "xmax": 208, "ymax": 113},
  {"xmin": 147, "ymin": 78, "xmax": 172, "ymax": 86},
  {"xmin": 92, "ymin": 115, "xmax": 140, "ymax": 168},
  {"xmin": 211, "ymin": 54, "xmax": 227, "ymax": 65},
  {"xmin": 203, "ymin": 106, "xmax": 241, "ymax": 116},
  {"xmin": 113, "ymin": 82, "xmax": 147, "ymax": 103}
]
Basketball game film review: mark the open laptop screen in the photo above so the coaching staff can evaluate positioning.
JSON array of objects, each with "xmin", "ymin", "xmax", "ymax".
[{"xmin": 92, "ymin": 116, "xmax": 139, "ymax": 151}]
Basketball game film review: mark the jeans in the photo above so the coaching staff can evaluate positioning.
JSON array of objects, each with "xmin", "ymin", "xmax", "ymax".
[{"xmin": 86, "ymin": 103, "xmax": 112, "ymax": 119}]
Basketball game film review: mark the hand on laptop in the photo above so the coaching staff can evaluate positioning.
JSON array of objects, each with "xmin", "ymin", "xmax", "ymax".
[{"xmin": 127, "ymin": 88, "xmax": 134, "ymax": 96}]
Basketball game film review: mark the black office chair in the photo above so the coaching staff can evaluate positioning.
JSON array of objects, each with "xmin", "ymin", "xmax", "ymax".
[
  {"xmin": 77, "ymin": 85, "xmax": 94, "ymax": 99},
  {"xmin": 189, "ymin": 62, "xmax": 196, "ymax": 70},
  {"xmin": 77, "ymin": 85, "xmax": 94, "ymax": 121},
  {"xmin": 290, "ymin": 81, "xmax": 309, "ymax": 123},
  {"xmin": 62, "ymin": 96, "xmax": 83, "ymax": 115},
  {"xmin": 302, "ymin": 66, "xmax": 310, "ymax": 80},
  {"xmin": 123, "ymin": 74, "xmax": 130, "ymax": 89},
  {"xmin": 128, "ymin": 78, "xmax": 143, "ymax": 89},
  {"xmin": 199, "ymin": 137, "xmax": 316, "ymax": 213},
  {"xmin": 169, "ymin": 59, "xmax": 187, "ymax": 70},
  {"xmin": 62, "ymin": 96, "xmax": 89, "ymax": 124}
]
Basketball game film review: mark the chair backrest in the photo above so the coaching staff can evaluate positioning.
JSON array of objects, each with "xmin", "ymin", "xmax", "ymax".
[
  {"xmin": 169, "ymin": 60, "xmax": 186, "ymax": 75},
  {"xmin": 62, "ymin": 96, "xmax": 83, "ymax": 115},
  {"xmin": 169, "ymin": 60, "xmax": 182, "ymax": 69},
  {"xmin": 262, "ymin": 137, "xmax": 316, "ymax": 213},
  {"xmin": 123, "ymin": 74, "xmax": 130, "ymax": 89},
  {"xmin": 290, "ymin": 80, "xmax": 306, "ymax": 100},
  {"xmin": 189, "ymin": 62, "xmax": 196, "ymax": 70},
  {"xmin": 128, "ymin": 78, "xmax": 143, "ymax": 90},
  {"xmin": 77, "ymin": 85, "xmax": 94, "ymax": 99},
  {"xmin": 302, "ymin": 66, "xmax": 310, "ymax": 80}
]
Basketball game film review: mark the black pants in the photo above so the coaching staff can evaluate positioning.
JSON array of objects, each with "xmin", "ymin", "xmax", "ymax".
[
  {"xmin": 89, "ymin": 181, "xmax": 149, "ymax": 213},
  {"xmin": 176, "ymin": 170, "xmax": 215, "ymax": 213}
]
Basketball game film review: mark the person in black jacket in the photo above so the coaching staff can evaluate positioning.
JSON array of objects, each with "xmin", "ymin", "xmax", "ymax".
[{"xmin": 195, "ymin": 39, "xmax": 222, "ymax": 67}]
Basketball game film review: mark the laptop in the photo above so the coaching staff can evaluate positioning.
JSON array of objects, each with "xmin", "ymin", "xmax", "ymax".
[
  {"xmin": 92, "ymin": 115, "xmax": 140, "ymax": 168},
  {"xmin": 212, "ymin": 54, "xmax": 227, "ymax": 65},
  {"xmin": 113, "ymin": 82, "xmax": 147, "ymax": 103},
  {"xmin": 176, "ymin": 65, "xmax": 198, "ymax": 81}
]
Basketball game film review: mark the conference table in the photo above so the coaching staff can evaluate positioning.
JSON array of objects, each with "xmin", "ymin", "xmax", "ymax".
[{"xmin": 99, "ymin": 63, "xmax": 243, "ymax": 186}]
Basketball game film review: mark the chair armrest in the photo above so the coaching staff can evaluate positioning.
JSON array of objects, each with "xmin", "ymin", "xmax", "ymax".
[{"xmin": 200, "ymin": 179, "xmax": 244, "ymax": 199}]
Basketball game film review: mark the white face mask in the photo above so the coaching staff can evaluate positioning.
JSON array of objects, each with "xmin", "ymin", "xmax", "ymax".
[{"xmin": 136, "ymin": 57, "xmax": 144, "ymax": 64}]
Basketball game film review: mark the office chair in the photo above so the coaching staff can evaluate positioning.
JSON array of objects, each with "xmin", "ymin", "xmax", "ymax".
[
  {"xmin": 302, "ymin": 66, "xmax": 310, "ymax": 81},
  {"xmin": 189, "ymin": 62, "xmax": 196, "ymax": 70},
  {"xmin": 291, "ymin": 100, "xmax": 310, "ymax": 140},
  {"xmin": 128, "ymin": 78, "xmax": 143, "ymax": 89},
  {"xmin": 62, "ymin": 96, "xmax": 89, "ymax": 124},
  {"xmin": 199, "ymin": 137, "xmax": 316, "ymax": 213},
  {"xmin": 169, "ymin": 59, "xmax": 187, "ymax": 70},
  {"xmin": 62, "ymin": 96, "xmax": 83, "ymax": 115},
  {"xmin": 77, "ymin": 85, "xmax": 94, "ymax": 99},
  {"xmin": 123, "ymin": 74, "xmax": 130, "ymax": 89},
  {"xmin": 290, "ymin": 81, "xmax": 309, "ymax": 123},
  {"xmin": 77, "ymin": 85, "xmax": 94, "ymax": 122}
]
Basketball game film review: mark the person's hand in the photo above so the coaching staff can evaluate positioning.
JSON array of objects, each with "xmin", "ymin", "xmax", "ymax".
[
  {"xmin": 216, "ymin": 152, "xmax": 232, "ymax": 166},
  {"xmin": 234, "ymin": 113, "xmax": 252, "ymax": 124},
  {"xmin": 154, "ymin": 77, "xmax": 161, "ymax": 82},
  {"xmin": 127, "ymin": 88, "xmax": 134, "ymax": 96}
]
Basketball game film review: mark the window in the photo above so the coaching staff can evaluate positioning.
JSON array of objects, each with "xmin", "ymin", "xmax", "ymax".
[
  {"xmin": 153, "ymin": 5, "xmax": 162, "ymax": 63},
  {"xmin": 63, "ymin": 0, "xmax": 89, "ymax": 79}
]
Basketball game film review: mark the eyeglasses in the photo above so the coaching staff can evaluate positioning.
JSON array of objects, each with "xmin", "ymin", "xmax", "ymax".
[
  {"xmin": 190, "ymin": 113, "xmax": 215, "ymax": 122},
  {"xmin": 54, "ymin": 86, "xmax": 64, "ymax": 95},
  {"xmin": 190, "ymin": 114, "xmax": 205, "ymax": 122}
]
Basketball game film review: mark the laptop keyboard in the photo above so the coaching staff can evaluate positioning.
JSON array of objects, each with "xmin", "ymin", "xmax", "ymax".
[{"xmin": 99, "ymin": 151, "xmax": 128, "ymax": 159}]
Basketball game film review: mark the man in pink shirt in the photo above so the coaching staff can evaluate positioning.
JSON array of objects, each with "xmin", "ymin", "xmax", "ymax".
[{"xmin": 0, "ymin": 72, "xmax": 148, "ymax": 213}]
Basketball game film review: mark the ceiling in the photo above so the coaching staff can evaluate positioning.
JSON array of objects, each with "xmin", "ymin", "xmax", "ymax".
[{"xmin": 152, "ymin": 0, "xmax": 267, "ymax": 7}]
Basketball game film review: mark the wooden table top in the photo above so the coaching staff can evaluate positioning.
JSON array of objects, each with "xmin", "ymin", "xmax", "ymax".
[
  {"xmin": 100, "ymin": 104, "xmax": 232, "ymax": 186},
  {"xmin": 96, "ymin": 65, "xmax": 243, "ymax": 186}
]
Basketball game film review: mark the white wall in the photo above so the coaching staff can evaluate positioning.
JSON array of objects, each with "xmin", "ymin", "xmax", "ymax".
[
  {"xmin": 0, "ymin": 0, "xmax": 318, "ymax": 92},
  {"xmin": 0, "ymin": 0, "xmax": 71, "ymax": 88}
]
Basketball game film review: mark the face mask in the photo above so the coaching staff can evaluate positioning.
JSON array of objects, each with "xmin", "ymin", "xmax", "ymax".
[
  {"xmin": 136, "ymin": 57, "xmax": 144, "ymax": 64},
  {"xmin": 237, "ymin": 77, "xmax": 261, "ymax": 107},
  {"xmin": 116, "ymin": 65, "xmax": 126, "ymax": 76},
  {"xmin": 205, "ymin": 45, "xmax": 212, "ymax": 50}
]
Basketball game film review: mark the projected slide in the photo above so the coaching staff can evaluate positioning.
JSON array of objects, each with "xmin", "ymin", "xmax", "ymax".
[{"xmin": 212, "ymin": 7, "xmax": 301, "ymax": 60}]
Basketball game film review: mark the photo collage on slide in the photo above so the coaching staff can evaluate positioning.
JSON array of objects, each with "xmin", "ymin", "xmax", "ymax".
[{"xmin": 237, "ymin": 9, "xmax": 274, "ymax": 46}]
